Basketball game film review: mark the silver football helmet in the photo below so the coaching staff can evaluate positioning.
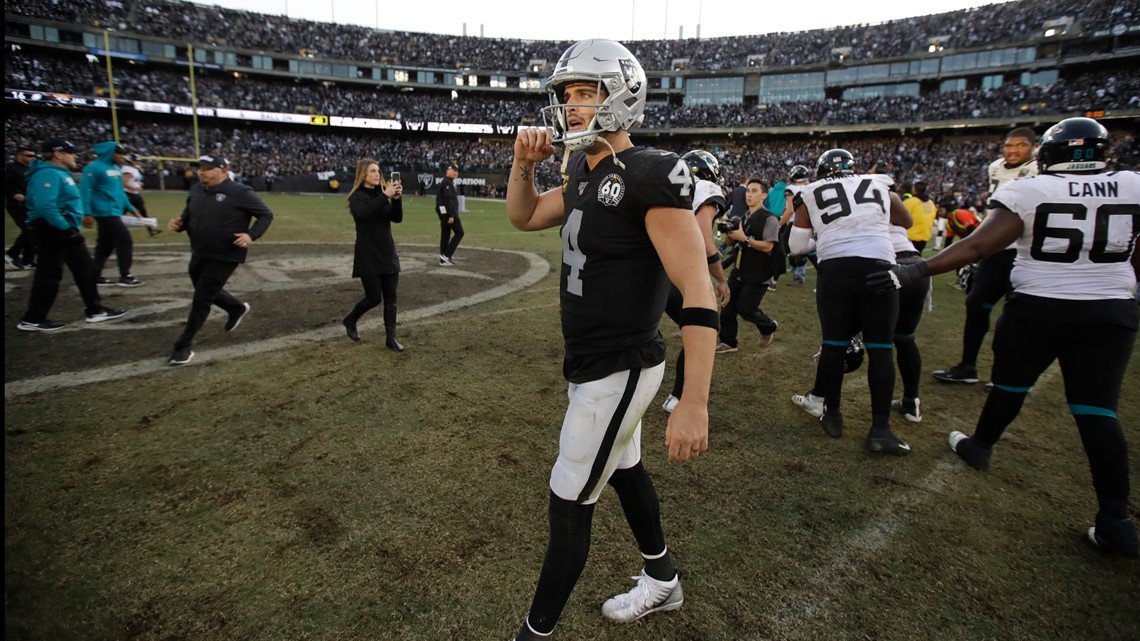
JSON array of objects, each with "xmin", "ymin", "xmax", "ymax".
[{"xmin": 542, "ymin": 39, "xmax": 647, "ymax": 152}]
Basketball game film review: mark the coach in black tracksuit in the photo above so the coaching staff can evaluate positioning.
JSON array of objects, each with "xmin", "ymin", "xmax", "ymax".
[
  {"xmin": 5, "ymin": 145, "xmax": 36, "ymax": 268},
  {"xmin": 435, "ymin": 163, "xmax": 463, "ymax": 265},
  {"xmin": 166, "ymin": 154, "xmax": 273, "ymax": 366}
]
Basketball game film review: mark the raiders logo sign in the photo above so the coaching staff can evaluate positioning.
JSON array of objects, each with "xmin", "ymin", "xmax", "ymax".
[
  {"xmin": 597, "ymin": 173, "xmax": 625, "ymax": 207},
  {"xmin": 418, "ymin": 173, "xmax": 435, "ymax": 192}
]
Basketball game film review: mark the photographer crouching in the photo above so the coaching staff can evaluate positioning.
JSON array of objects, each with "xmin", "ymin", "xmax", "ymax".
[{"xmin": 715, "ymin": 178, "xmax": 780, "ymax": 353}]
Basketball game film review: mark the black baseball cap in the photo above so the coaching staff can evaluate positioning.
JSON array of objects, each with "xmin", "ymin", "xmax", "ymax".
[
  {"xmin": 195, "ymin": 154, "xmax": 228, "ymax": 169},
  {"xmin": 41, "ymin": 138, "xmax": 78, "ymax": 154},
  {"xmin": 114, "ymin": 144, "xmax": 128, "ymax": 154},
  {"xmin": 446, "ymin": 163, "xmax": 458, "ymax": 170}
]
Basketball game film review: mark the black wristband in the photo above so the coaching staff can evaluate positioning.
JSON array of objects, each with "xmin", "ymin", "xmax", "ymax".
[
  {"xmin": 678, "ymin": 307, "xmax": 720, "ymax": 331},
  {"xmin": 706, "ymin": 252, "xmax": 720, "ymax": 265}
]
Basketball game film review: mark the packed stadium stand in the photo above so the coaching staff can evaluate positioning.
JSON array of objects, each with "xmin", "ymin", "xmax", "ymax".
[{"xmin": 4, "ymin": 0, "xmax": 1139, "ymax": 199}]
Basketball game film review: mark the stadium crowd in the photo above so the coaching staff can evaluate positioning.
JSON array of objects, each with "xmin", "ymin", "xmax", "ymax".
[
  {"xmin": 7, "ymin": 0, "xmax": 1137, "ymax": 72},
  {"xmin": 7, "ymin": 50, "xmax": 1140, "ymax": 130},
  {"xmin": 5, "ymin": 109, "xmax": 1138, "ymax": 206}
]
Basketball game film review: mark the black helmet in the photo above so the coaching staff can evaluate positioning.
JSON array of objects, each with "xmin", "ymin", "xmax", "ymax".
[
  {"xmin": 1037, "ymin": 117, "xmax": 1109, "ymax": 174},
  {"xmin": 682, "ymin": 150, "xmax": 722, "ymax": 183},
  {"xmin": 816, "ymin": 149, "xmax": 856, "ymax": 179},
  {"xmin": 844, "ymin": 336, "xmax": 865, "ymax": 373},
  {"xmin": 788, "ymin": 164, "xmax": 810, "ymax": 183}
]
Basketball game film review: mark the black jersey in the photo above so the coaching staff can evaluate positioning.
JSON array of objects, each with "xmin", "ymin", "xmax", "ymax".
[{"xmin": 559, "ymin": 146, "xmax": 694, "ymax": 383}]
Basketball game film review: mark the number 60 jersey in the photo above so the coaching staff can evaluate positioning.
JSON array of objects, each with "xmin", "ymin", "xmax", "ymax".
[{"xmin": 991, "ymin": 171, "xmax": 1140, "ymax": 301}]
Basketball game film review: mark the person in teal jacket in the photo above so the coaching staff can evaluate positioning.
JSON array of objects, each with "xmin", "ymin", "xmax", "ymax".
[
  {"xmin": 17, "ymin": 139, "xmax": 125, "ymax": 331},
  {"xmin": 81, "ymin": 141, "xmax": 144, "ymax": 287}
]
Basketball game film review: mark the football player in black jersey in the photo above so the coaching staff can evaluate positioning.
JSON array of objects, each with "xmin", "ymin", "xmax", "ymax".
[
  {"xmin": 505, "ymin": 39, "xmax": 719, "ymax": 640},
  {"xmin": 868, "ymin": 118, "xmax": 1139, "ymax": 557}
]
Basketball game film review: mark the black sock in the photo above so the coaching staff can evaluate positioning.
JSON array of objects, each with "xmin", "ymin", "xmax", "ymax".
[
  {"xmin": 608, "ymin": 463, "xmax": 675, "ymax": 581},
  {"xmin": 524, "ymin": 492, "xmax": 594, "ymax": 635}
]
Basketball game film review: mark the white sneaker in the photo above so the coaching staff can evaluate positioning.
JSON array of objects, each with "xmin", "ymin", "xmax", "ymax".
[
  {"xmin": 891, "ymin": 397, "xmax": 922, "ymax": 423},
  {"xmin": 662, "ymin": 395, "xmax": 679, "ymax": 414},
  {"xmin": 792, "ymin": 392, "xmax": 825, "ymax": 418},
  {"xmin": 601, "ymin": 570, "xmax": 683, "ymax": 623}
]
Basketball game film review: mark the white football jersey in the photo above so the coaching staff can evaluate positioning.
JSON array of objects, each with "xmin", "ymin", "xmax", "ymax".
[
  {"xmin": 800, "ymin": 173, "xmax": 895, "ymax": 263},
  {"xmin": 988, "ymin": 158, "xmax": 1038, "ymax": 192},
  {"xmin": 692, "ymin": 179, "xmax": 727, "ymax": 216},
  {"xmin": 988, "ymin": 158, "xmax": 1038, "ymax": 250},
  {"xmin": 890, "ymin": 224, "xmax": 918, "ymax": 255},
  {"xmin": 991, "ymin": 171, "xmax": 1140, "ymax": 300},
  {"xmin": 121, "ymin": 164, "xmax": 143, "ymax": 194}
]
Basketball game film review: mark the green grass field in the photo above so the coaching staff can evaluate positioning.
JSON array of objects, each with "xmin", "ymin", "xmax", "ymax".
[{"xmin": 5, "ymin": 192, "xmax": 1139, "ymax": 641}]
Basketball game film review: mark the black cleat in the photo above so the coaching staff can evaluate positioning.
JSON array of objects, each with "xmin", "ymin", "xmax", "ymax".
[
  {"xmin": 1087, "ymin": 514, "xmax": 1140, "ymax": 557},
  {"xmin": 866, "ymin": 430, "xmax": 912, "ymax": 456},
  {"xmin": 948, "ymin": 431, "xmax": 993, "ymax": 471},
  {"xmin": 932, "ymin": 364, "xmax": 979, "ymax": 384},
  {"xmin": 168, "ymin": 347, "xmax": 194, "ymax": 366}
]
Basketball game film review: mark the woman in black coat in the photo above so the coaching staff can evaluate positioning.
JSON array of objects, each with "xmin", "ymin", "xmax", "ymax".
[{"xmin": 343, "ymin": 158, "xmax": 405, "ymax": 350}]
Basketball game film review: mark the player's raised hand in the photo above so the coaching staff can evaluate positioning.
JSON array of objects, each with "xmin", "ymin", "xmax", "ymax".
[{"xmin": 514, "ymin": 127, "xmax": 555, "ymax": 164}]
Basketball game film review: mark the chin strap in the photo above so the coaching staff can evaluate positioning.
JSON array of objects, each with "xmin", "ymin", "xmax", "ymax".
[{"xmin": 559, "ymin": 133, "xmax": 627, "ymax": 186}]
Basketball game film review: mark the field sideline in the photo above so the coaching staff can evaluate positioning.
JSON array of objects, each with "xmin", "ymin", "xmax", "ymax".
[{"xmin": 5, "ymin": 192, "xmax": 1139, "ymax": 641}]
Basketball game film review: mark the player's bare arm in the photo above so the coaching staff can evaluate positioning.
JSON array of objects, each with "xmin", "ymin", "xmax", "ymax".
[
  {"xmin": 923, "ymin": 208, "xmax": 1023, "ymax": 275},
  {"xmin": 506, "ymin": 128, "xmax": 564, "ymax": 231},
  {"xmin": 888, "ymin": 192, "xmax": 913, "ymax": 228},
  {"xmin": 694, "ymin": 203, "xmax": 729, "ymax": 305},
  {"xmin": 647, "ymin": 206, "xmax": 717, "ymax": 463}
]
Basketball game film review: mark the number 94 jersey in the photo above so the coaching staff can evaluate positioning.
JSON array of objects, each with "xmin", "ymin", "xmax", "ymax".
[
  {"xmin": 800, "ymin": 173, "xmax": 896, "ymax": 263},
  {"xmin": 991, "ymin": 171, "xmax": 1140, "ymax": 301},
  {"xmin": 558, "ymin": 147, "xmax": 694, "ymax": 382}
]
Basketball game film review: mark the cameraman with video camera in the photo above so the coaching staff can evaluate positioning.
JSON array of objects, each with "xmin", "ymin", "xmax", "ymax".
[{"xmin": 715, "ymin": 178, "xmax": 780, "ymax": 353}]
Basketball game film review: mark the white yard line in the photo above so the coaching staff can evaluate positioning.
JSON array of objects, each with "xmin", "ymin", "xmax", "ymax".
[{"xmin": 5, "ymin": 248, "xmax": 550, "ymax": 398}]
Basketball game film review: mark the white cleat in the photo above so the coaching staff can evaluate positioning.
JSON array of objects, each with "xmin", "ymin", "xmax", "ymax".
[
  {"xmin": 601, "ymin": 570, "xmax": 683, "ymax": 623},
  {"xmin": 792, "ymin": 392, "xmax": 825, "ymax": 418}
]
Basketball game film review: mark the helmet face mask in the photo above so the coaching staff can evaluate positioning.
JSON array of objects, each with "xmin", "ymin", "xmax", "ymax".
[
  {"xmin": 1037, "ymin": 117, "xmax": 1110, "ymax": 174},
  {"xmin": 542, "ymin": 39, "xmax": 647, "ymax": 152},
  {"xmin": 682, "ymin": 150, "xmax": 722, "ymax": 183},
  {"xmin": 816, "ymin": 149, "xmax": 856, "ymax": 179}
]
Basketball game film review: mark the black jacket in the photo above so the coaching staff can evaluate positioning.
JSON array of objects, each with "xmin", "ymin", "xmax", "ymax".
[
  {"xmin": 178, "ymin": 179, "xmax": 273, "ymax": 263},
  {"xmin": 732, "ymin": 208, "xmax": 780, "ymax": 284},
  {"xmin": 348, "ymin": 186, "xmax": 403, "ymax": 276},
  {"xmin": 5, "ymin": 161, "xmax": 30, "ymax": 218},
  {"xmin": 435, "ymin": 176, "xmax": 458, "ymax": 217}
]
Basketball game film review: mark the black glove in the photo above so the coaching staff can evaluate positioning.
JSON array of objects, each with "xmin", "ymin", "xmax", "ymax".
[{"xmin": 866, "ymin": 261, "xmax": 930, "ymax": 293}]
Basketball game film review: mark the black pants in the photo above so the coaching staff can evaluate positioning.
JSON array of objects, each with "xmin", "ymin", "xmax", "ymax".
[
  {"xmin": 23, "ymin": 220, "xmax": 102, "ymax": 322},
  {"xmin": 347, "ymin": 273, "xmax": 399, "ymax": 327},
  {"xmin": 663, "ymin": 285, "xmax": 686, "ymax": 398},
  {"xmin": 6, "ymin": 205, "xmax": 36, "ymax": 265},
  {"xmin": 719, "ymin": 274, "xmax": 776, "ymax": 347},
  {"xmin": 173, "ymin": 256, "xmax": 243, "ymax": 350},
  {"xmin": 814, "ymin": 257, "xmax": 898, "ymax": 427},
  {"xmin": 959, "ymin": 248, "xmax": 1015, "ymax": 368},
  {"xmin": 126, "ymin": 192, "xmax": 147, "ymax": 218},
  {"xmin": 92, "ymin": 215, "xmax": 134, "ymax": 279},
  {"xmin": 894, "ymin": 253, "xmax": 930, "ymax": 401},
  {"xmin": 438, "ymin": 214, "xmax": 464, "ymax": 258},
  {"xmin": 974, "ymin": 295, "xmax": 1136, "ymax": 512}
]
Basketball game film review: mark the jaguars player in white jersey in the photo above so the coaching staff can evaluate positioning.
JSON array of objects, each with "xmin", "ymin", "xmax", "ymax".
[
  {"xmin": 788, "ymin": 149, "xmax": 914, "ymax": 455},
  {"xmin": 869, "ymin": 118, "xmax": 1139, "ymax": 557},
  {"xmin": 661, "ymin": 149, "xmax": 730, "ymax": 414},
  {"xmin": 932, "ymin": 127, "xmax": 1039, "ymax": 386},
  {"xmin": 505, "ymin": 39, "xmax": 719, "ymax": 641}
]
